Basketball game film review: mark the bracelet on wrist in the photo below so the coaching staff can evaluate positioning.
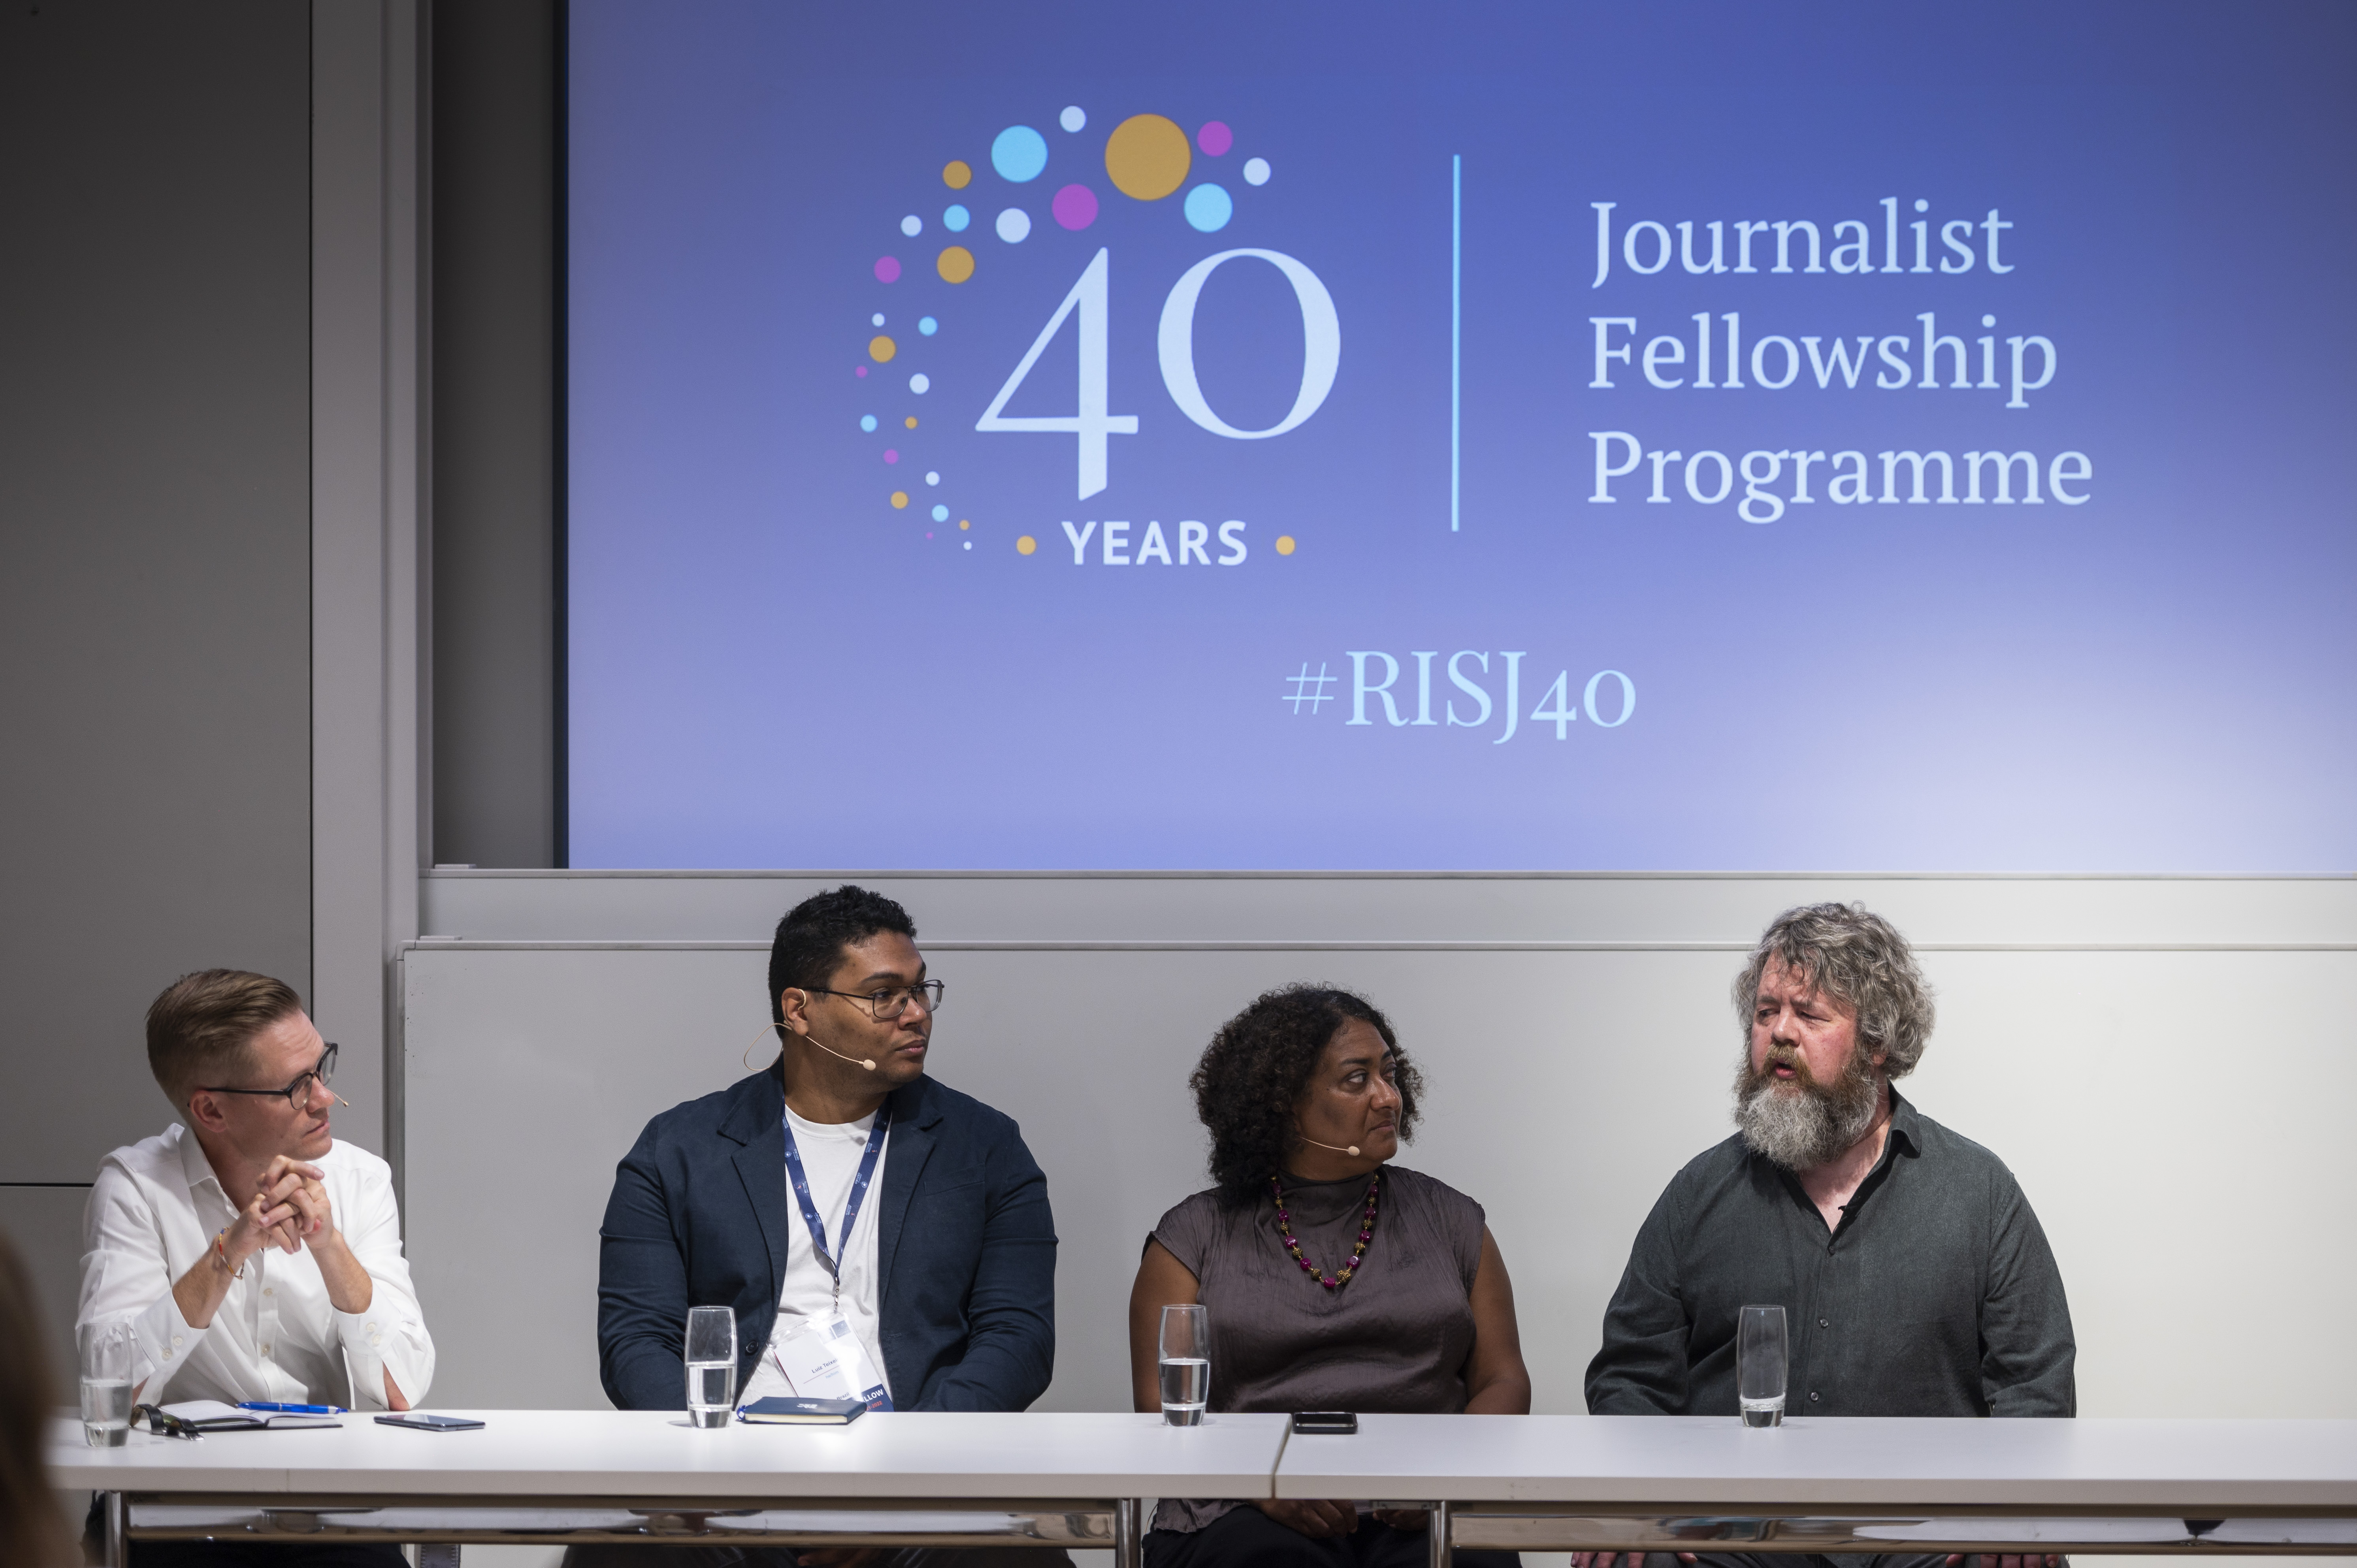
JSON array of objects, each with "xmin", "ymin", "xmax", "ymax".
[{"xmin": 213, "ymin": 1227, "xmax": 245, "ymax": 1281}]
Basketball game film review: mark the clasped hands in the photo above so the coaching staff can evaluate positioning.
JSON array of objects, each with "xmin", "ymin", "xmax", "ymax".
[{"xmin": 222, "ymin": 1155, "xmax": 338, "ymax": 1268}]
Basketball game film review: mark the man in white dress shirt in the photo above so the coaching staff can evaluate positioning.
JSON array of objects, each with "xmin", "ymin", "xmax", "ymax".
[{"xmin": 79, "ymin": 969, "xmax": 434, "ymax": 1566}]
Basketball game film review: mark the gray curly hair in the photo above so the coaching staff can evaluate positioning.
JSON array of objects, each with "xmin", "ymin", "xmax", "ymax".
[{"xmin": 1732, "ymin": 902, "xmax": 1935, "ymax": 1078}]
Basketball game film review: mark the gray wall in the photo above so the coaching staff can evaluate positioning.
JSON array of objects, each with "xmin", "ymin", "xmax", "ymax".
[
  {"xmin": 431, "ymin": 0, "xmax": 561, "ymax": 870},
  {"xmin": 0, "ymin": 0, "xmax": 313, "ymax": 1375}
]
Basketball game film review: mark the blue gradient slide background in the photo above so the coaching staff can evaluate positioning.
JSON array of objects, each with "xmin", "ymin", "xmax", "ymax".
[{"xmin": 566, "ymin": 1, "xmax": 2356, "ymax": 870}]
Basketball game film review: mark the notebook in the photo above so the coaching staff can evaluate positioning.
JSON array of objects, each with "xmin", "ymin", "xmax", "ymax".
[
  {"xmin": 158, "ymin": 1399, "xmax": 342, "ymax": 1431},
  {"xmin": 735, "ymin": 1395, "xmax": 868, "ymax": 1426}
]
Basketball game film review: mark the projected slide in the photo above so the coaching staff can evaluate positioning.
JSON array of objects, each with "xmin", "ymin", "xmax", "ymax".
[{"xmin": 567, "ymin": 1, "xmax": 2357, "ymax": 870}]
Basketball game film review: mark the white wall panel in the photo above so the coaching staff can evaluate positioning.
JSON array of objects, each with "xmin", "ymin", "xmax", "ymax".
[{"xmin": 400, "ymin": 900, "xmax": 2357, "ymax": 1429}]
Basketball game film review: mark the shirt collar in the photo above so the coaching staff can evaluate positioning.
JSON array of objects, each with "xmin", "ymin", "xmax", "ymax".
[
  {"xmin": 1885, "ymin": 1083, "xmax": 1923, "ymax": 1159},
  {"xmin": 170, "ymin": 1120, "xmax": 240, "ymax": 1214}
]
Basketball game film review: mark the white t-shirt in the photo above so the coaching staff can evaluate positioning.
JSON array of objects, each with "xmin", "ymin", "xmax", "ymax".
[{"xmin": 739, "ymin": 1104, "xmax": 893, "ymax": 1404}]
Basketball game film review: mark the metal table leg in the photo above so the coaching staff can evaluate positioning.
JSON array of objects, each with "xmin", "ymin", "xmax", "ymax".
[
  {"xmin": 1117, "ymin": 1498, "xmax": 1145, "ymax": 1568},
  {"xmin": 104, "ymin": 1491, "xmax": 126, "ymax": 1568},
  {"xmin": 1429, "ymin": 1500, "xmax": 1451, "ymax": 1568}
]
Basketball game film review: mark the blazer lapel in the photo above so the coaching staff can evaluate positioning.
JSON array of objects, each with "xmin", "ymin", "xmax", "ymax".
[
  {"xmin": 875, "ymin": 1078, "xmax": 943, "ymax": 1303},
  {"xmin": 723, "ymin": 1070, "xmax": 792, "ymax": 1305}
]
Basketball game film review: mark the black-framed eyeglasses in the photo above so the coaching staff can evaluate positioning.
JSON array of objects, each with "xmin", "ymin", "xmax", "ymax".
[
  {"xmin": 805, "ymin": 981, "xmax": 945, "ymax": 1021},
  {"xmin": 136, "ymin": 1403, "xmax": 203, "ymax": 1440},
  {"xmin": 196, "ymin": 1042, "xmax": 338, "ymax": 1109}
]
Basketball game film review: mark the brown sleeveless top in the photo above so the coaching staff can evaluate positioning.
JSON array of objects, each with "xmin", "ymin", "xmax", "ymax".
[{"xmin": 1146, "ymin": 1165, "xmax": 1487, "ymax": 1532}]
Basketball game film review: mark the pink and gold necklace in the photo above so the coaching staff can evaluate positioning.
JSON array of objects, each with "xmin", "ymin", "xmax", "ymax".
[{"xmin": 1270, "ymin": 1173, "xmax": 1381, "ymax": 1291}]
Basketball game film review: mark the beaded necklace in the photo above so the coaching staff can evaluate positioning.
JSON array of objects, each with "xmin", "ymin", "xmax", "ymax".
[{"xmin": 1270, "ymin": 1172, "xmax": 1381, "ymax": 1291}]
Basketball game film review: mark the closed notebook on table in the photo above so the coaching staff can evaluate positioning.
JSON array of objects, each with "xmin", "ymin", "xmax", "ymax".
[{"xmin": 737, "ymin": 1396, "xmax": 867, "ymax": 1426}]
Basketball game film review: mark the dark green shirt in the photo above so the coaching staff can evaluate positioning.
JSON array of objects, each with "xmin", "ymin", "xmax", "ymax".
[{"xmin": 1585, "ymin": 1088, "xmax": 2075, "ymax": 1419}]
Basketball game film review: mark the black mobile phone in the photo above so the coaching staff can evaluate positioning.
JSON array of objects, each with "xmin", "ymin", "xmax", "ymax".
[
  {"xmin": 1291, "ymin": 1411, "xmax": 1357, "ymax": 1434},
  {"xmin": 374, "ymin": 1412, "xmax": 486, "ymax": 1431}
]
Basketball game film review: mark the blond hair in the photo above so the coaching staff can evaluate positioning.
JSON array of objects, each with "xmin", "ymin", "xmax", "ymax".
[{"xmin": 145, "ymin": 969, "xmax": 304, "ymax": 1110}]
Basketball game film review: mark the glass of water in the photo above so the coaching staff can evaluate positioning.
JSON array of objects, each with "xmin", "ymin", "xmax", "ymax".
[
  {"xmin": 81, "ymin": 1321, "xmax": 136, "ymax": 1447},
  {"xmin": 684, "ymin": 1306, "xmax": 737, "ymax": 1428},
  {"xmin": 1737, "ymin": 1304, "xmax": 1787, "ymax": 1427},
  {"xmin": 1158, "ymin": 1303, "xmax": 1209, "ymax": 1427}
]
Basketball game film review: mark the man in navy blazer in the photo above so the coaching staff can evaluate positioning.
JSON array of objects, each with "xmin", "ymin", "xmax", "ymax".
[{"xmin": 593, "ymin": 885, "xmax": 1057, "ymax": 1420}]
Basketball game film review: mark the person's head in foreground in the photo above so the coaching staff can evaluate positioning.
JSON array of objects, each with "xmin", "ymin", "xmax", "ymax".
[
  {"xmin": 1730, "ymin": 900, "xmax": 1934, "ymax": 1172},
  {"xmin": 0, "ymin": 1232, "xmax": 72, "ymax": 1568},
  {"xmin": 1128, "ymin": 984, "xmax": 1529, "ymax": 1568}
]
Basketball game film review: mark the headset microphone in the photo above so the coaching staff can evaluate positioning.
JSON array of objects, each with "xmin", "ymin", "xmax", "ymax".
[
  {"xmin": 334, "ymin": 1094, "xmax": 351, "ymax": 1107},
  {"xmin": 1298, "ymin": 1137, "xmax": 1362, "ymax": 1157},
  {"xmin": 761, "ymin": 1019, "xmax": 875, "ymax": 1072}
]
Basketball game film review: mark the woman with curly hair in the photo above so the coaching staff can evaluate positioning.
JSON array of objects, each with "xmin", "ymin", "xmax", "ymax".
[{"xmin": 1127, "ymin": 984, "xmax": 1530, "ymax": 1568}]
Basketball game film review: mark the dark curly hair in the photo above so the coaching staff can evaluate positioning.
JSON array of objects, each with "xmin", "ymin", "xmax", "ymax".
[
  {"xmin": 767, "ymin": 885, "xmax": 918, "ymax": 1024},
  {"xmin": 1189, "ymin": 984, "xmax": 1422, "ymax": 1205}
]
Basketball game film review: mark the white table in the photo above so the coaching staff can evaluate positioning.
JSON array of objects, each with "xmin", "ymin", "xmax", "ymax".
[
  {"xmin": 1275, "ymin": 1416, "xmax": 2357, "ymax": 1562},
  {"xmin": 50, "ymin": 1408, "xmax": 1290, "ymax": 1564}
]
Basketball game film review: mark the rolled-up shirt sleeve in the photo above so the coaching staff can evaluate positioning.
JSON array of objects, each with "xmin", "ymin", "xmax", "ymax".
[
  {"xmin": 79, "ymin": 1163, "xmax": 205, "ymax": 1401},
  {"xmin": 330, "ymin": 1169, "xmax": 434, "ymax": 1409}
]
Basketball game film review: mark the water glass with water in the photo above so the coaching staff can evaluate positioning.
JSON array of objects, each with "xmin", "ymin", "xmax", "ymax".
[
  {"xmin": 1157, "ymin": 1303, "xmax": 1209, "ymax": 1427},
  {"xmin": 81, "ymin": 1321, "xmax": 136, "ymax": 1448},
  {"xmin": 1737, "ymin": 1303, "xmax": 1787, "ymax": 1427},
  {"xmin": 684, "ymin": 1306, "xmax": 737, "ymax": 1428}
]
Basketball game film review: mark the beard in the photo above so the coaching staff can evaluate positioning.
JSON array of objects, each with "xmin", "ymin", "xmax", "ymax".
[{"xmin": 1733, "ymin": 1039, "xmax": 1884, "ymax": 1171}]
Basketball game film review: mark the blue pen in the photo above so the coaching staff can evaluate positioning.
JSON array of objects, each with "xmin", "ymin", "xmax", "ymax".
[{"xmin": 237, "ymin": 1400, "xmax": 348, "ymax": 1415}]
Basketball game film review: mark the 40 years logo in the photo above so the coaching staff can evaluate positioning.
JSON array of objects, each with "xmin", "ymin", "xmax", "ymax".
[{"xmin": 851, "ymin": 104, "xmax": 1339, "ymax": 558}]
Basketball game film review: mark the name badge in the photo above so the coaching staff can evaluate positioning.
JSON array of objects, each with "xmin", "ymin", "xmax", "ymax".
[{"xmin": 771, "ymin": 1314, "xmax": 894, "ymax": 1412}]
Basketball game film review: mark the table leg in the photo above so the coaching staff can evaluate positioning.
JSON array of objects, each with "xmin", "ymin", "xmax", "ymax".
[
  {"xmin": 103, "ymin": 1490, "xmax": 126, "ymax": 1568},
  {"xmin": 1117, "ymin": 1497, "xmax": 1145, "ymax": 1568},
  {"xmin": 1427, "ymin": 1500, "xmax": 1451, "ymax": 1568}
]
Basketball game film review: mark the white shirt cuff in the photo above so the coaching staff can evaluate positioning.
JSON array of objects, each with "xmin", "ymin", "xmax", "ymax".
[
  {"xmin": 334, "ymin": 1307, "xmax": 415, "ymax": 1410},
  {"xmin": 128, "ymin": 1289, "xmax": 206, "ymax": 1399}
]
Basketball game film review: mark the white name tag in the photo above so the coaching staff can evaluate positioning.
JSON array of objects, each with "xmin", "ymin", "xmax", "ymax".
[{"xmin": 770, "ymin": 1314, "xmax": 893, "ymax": 1411}]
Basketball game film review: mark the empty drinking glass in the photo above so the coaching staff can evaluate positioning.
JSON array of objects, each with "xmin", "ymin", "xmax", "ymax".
[
  {"xmin": 1737, "ymin": 1304, "xmax": 1787, "ymax": 1427},
  {"xmin": 81, "ymin": 1322, "xmax": 136, "ymax": 1448},
  {"xmin": 684, "ymin": 1306, "xmax": 737, "ymax": 1428},
  {"xmin": 1158, "ymin": 1304, "xmax": 1209, "ymax": 1427}
]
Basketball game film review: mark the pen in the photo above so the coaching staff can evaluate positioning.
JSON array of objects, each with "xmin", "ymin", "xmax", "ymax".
[{"xmin": 237, "ymin": 1400, "xmax": 348, "ymax": 1415}]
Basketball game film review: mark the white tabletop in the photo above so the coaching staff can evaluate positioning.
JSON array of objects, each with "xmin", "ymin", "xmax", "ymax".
[
  {"xmin": 50, "ymin": 1410, "xmax": 1291, "ymax": 1500},
  {"xmin": 1274, "ymin": 1415, "xmax": 2357, "ymax": 1512}
]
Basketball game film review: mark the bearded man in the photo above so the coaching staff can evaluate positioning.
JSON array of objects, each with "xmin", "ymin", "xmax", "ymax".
[{"xmin": 1585, "ymin": 903, "xmax": 2075, "ymax": 1431}]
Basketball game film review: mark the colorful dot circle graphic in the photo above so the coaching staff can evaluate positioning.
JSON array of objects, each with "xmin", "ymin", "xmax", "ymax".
[
  {"xmin": 919, "ymin": 316, "xmax": 939, "ymax": 335},
  {"xmin": 869, "ymin": 335, "xmax": 896, "ymax": 362},
  {"xmin": 1105, "ymin": 113, "xmax": 1191, "ymax": 200},
  {"xmin": 1276, "ymin": 535, "xmax": 1298, "ymax": 555},
  {"xmin": 884, "ymin": 449, "xmax": 899, "ymax": 464},
  {"xmin": 936, "ymin": 245, "xmax": 975, "ymax": 283},
  {"xmin": 859, "ymin": 414, "xmax": 876, "ymax": 432},
  {"xmin": 932, "ymin": 504, "xmax": 950, "ymax": 522},
  {"xmin": 996, "ymin": 208, "xmax": 1032, "ymax": 243},
  {"xmin": 1059, "ymin": 105, "xmax": 1087, "ymax": 133},
  {"xmin": 855, "ymin": 365, "xmax": 867, "ymax": 377},
  {"xmin": 1244, "ymin": 156, "xmax": 1271, "ymax": 186},
  {"xmin": 904, "ymin": 416, "xmax": 919, "ymax": 428},
  {"xmin": 874, "ymin": 256, "xmax": 901, "ymax": 282},
  {"xmin": 925, "ymin": 471, "xmax": 940, "ymax": 486},
  {"xmin": 910, "ymin": 373, "xmax": 931, "ymax": 393},
  {"xmin": 891, "ymin": 491, "xmax": 909, "ymax": 508},
  {"xmin": 944, "ymin": 205, "xmax": 970, "ymax": 232},
  {"xmin": 958, "ymin": 519, "xmax": 970, "ymax": 530},
  {"xmin": 1197, "ymin": 120, "xmax": 1233, "ymax": 156},
  {"xmin": 1052, "ymin": 184, "xmax": 1099, "ymax": 230},
  {"xmin": 1017, "ymin": 535, "xmax": 1038, "ymax": 555},
  {"xmin": 991, "ymin": 125, "xmax": 1048, "ymax": 183},
  {"xmin": 871, "ymin": 312, "xmax": 885, "ymax": 326},
  {"xmin": 900, "ymin": 214, "xmax": 922, "ymax": 237},
  {"xmin": 963, "ymin": 540, "xmax": 972, "ymax": 551},
  {"xmin": 943, "ymin": 160, "xmax": 972, "ymax": 189},
  {"xmin": 1184, "ymin": 183, "xmax": 1233, "ymax": 232}
]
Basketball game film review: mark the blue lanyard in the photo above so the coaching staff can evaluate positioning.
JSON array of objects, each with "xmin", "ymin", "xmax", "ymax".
[{"xmin": 780, "ymin": 1101, "xmax": 891, "ymax": 1302}]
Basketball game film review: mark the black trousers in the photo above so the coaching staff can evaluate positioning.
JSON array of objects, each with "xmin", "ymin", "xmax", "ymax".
[
  {"xmin": 561, "ymin": 1548, "xmax": 1075, "ymax": 1568},
  {"xmin": 1144, "ymin": 1507, "xmax": 1520, "ymax": 1568}
]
